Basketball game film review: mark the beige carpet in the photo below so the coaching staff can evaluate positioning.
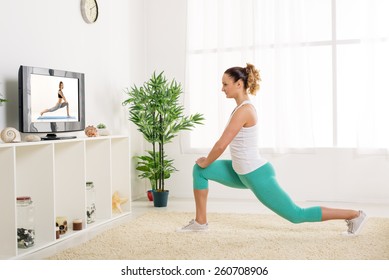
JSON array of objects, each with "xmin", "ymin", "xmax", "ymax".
[{"xmin": 47, "ymin": 211, "xmax": 389, "ymax": 260}]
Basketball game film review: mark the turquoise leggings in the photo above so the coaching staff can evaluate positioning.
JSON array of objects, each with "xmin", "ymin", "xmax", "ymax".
[{"xmin": 193, "ymin": 160, "xmax": 322, "ymax": 223}]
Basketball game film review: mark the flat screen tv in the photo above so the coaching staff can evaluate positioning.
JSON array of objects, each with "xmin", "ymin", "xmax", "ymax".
[{"xmin": 18, "ymin": 65, "xmax": 85, "ymax": 140}]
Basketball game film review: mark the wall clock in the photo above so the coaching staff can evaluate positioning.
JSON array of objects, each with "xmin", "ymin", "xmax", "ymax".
[{"xmin": 81, "ymin": 0, "xmax": 99, "ymax": 24}]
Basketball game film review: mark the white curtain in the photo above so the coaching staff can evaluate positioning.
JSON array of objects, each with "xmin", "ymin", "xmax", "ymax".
[
  {"xmin": 185, "ymin": 0, "xmax": 317, "ymax": 153},
  {"xmin": 184, "ymin": 0, "xmax": 389, "ymax": 153},
  {"xmin": 350, "ymin": 0, "xmax": 389, "ymax": 153}
]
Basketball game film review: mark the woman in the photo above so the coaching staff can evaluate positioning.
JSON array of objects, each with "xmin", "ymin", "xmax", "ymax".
[
  {"xmin": 40, "ymin": 81, "xmax": 70, "ymax": 117},
  {"xmin": 179, "ymin": 63, "xmax": 367, "ymax": 235}
]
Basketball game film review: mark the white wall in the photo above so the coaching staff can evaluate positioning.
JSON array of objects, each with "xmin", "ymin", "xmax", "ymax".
[
  {"xmin": 0, "ymin": 0, "xmax": 146, "ymax": 199},
  {"xmin": 0, "ymin": 0, "xmax": 144, "ymax": 132},
  {"xmin": 143, "ymin": 0, "xmax": 389, "ymax": 205}
]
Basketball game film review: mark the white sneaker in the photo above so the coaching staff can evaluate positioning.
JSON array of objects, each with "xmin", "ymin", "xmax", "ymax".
[
  {"xmin": 176, "ymin": 219, "xmax": 209, "ymax": 232},
  {"xmin": 344, "ymin": 210, "xmax": 367, "ymax": 235}
]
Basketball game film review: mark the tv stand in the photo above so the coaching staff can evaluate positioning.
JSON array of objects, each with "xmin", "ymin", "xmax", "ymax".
[
  {"xmin": 0, "ymin": 136, "xmax": 130, "ymax": 259},
  {"xmin": 41, "ymin": 133, "xmax": 77, "ymax": 140}
]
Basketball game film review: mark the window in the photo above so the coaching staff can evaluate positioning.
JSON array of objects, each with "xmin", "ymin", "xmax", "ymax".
[{"xmin": 185, "ymin": 0, "xmax": 389, "ymax": 152}]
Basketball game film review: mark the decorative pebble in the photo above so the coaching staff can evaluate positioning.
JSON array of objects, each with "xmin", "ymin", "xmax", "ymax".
[
  {"xmin": 24, "ymin": 134, "xmax": 41, "ymax": 142},
  {"xmin": 17, "ymin": 228, "xmax": 35, "ymax": 248}
]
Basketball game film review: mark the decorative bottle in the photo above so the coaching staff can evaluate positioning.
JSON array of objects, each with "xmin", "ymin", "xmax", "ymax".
[
  {"xmin": 86, "ymin": 182, "xmax": 96, "ymax": 224},
  {"xmin": 16, "ymin": 196, "xmax": 35, "ymax": 248}
]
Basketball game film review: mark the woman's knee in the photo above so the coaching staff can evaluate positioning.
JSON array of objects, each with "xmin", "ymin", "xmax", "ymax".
[
  {"xmin": 192, "ymin": 163, "xmax": 202, "ymax": 177},
  {"xmin": 192, "ymin": 164, "xmax": 208, "ymax": 190}
]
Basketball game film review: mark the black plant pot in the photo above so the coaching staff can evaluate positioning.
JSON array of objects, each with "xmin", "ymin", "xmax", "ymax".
[{"xmin": 152, "ymin": 190, "xmax": 169, "ymax": 207}]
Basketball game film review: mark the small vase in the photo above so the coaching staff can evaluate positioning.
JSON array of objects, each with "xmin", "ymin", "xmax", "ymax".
[
  {"xmin": 147, "ymin": 190, "xmax": 153, "ymax": 201},
  {"xmin": 97, "ymin": 128, "xmax": 110, "ymax": 136}
]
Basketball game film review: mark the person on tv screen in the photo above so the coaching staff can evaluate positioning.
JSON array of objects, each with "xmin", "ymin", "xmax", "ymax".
[{"xmin": 40, "ymin": 81, "xmax": 70, "ymax": 117}]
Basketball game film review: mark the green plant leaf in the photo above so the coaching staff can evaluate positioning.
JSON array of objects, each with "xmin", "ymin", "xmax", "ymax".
[{"xmin": 123, "ymin": 71, "xmax": 204, "ymax": 191}]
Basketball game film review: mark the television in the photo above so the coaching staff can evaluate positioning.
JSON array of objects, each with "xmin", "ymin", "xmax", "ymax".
[{"xmin": 18, "ymin": 65, "xmax": 85, "ymax": 140}]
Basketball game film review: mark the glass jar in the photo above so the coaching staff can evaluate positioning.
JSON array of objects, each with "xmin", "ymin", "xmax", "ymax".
[
  {"xmin": 16, "ymin": 196, "xmax": 35, "ymax": 248},
  {"xmin": 86, "ymin": 181, "xmax": 96, "ymax": 224}
]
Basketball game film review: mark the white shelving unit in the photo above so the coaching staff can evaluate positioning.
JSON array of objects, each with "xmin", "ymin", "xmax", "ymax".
[{"xmin": 0, "ymin": 135, "xmax": 131, "ymax": 259}]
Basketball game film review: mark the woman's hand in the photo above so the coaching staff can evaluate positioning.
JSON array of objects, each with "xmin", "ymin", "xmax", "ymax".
[{"xmin": 196, "ymin": 157, "xmax": 209, "ymax": 168}]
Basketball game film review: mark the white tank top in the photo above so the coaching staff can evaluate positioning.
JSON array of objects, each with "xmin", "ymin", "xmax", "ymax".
[{"xmin": 229, "ymin": 100, "xmax": 267, "ymax": 174}]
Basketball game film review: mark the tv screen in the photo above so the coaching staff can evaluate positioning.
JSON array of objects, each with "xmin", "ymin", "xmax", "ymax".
[{"xmin": 19, "ymin": 65, "xmax": 85, "ymax": 140}]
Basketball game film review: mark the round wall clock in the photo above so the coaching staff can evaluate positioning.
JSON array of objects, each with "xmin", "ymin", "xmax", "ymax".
[{"xmin": 81, "ymin": 0, "xmax": 99, "ymax": 24}]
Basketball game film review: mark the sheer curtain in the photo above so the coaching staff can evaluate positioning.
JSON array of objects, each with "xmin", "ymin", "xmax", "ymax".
[
  {"xmin": 184, "ymin": 0, "xmax": 389, "ymax": 153},
  {"xmin": 184, "ymin": 0, "xmax": 317, "ymax": 153},
  {"xmin": 338, "ymin": 0, "xmax": 389, "ymax": 153}
]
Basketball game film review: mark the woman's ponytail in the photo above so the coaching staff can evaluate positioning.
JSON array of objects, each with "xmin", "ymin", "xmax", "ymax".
[{"xmin": 245, "ymin": 63, "xmax": 261, "ymax": 96}]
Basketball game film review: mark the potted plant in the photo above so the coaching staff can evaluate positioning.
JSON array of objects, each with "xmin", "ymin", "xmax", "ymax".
[
  {"xmin": 123, "ymin": 71, "xmax": 204, "ymax": 207},
  {"xmin": 96, "ymin": 123, "xmax": 110, "ymax": 136},
  {"xmin": 135, "ymin": 150, "xmax": 176, "ymax": 202},
  {"xmin": 1, "ymin": 90, "xmax": 7, "ymax": 104}
]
